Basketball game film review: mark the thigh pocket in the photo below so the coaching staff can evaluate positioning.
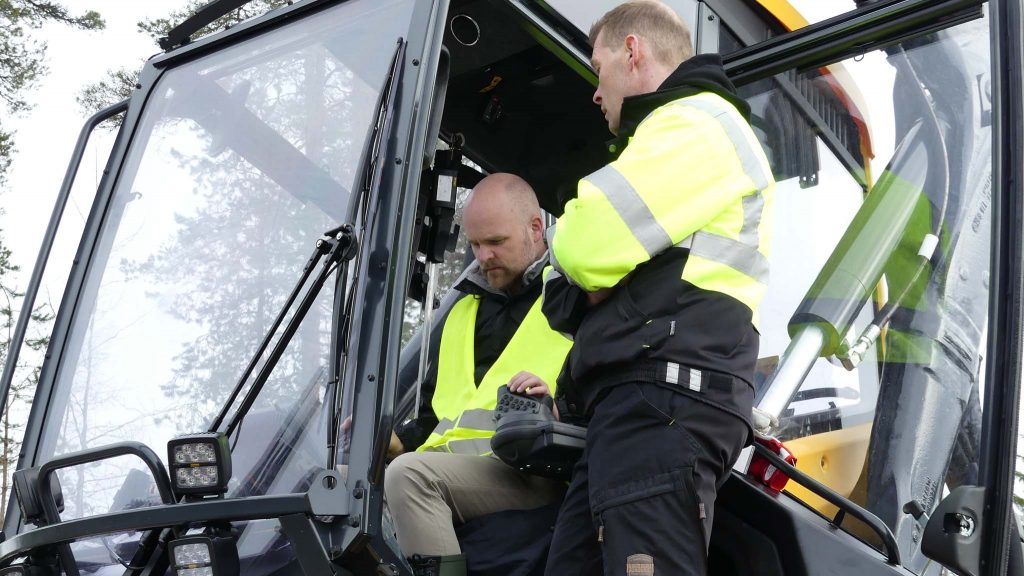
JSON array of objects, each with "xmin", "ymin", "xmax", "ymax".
[{"xmin": 591, "ymin": 468, "xmax": 709, "ymax": 574}]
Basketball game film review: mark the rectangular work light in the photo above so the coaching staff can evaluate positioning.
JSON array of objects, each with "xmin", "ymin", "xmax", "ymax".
[
  {"xmin": 167, "ymin": 433, "xmax": 232, "ymax": 499},
  {"xmin": 168, "ymin": 535, "xmax": 239, "ymax": 576}
]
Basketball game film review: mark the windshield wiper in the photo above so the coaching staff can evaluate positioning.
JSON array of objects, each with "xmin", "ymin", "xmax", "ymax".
[
  {"xmin": 208, "ymin": 224, "xmax": 358, "ymax": 438},
  {"xmin": 329, "ymin": 38, "xmax": 406, "ymax": 469},
  {"xmin": 208, "ymin": 38, "xmax": 404, "ymax": 463}
]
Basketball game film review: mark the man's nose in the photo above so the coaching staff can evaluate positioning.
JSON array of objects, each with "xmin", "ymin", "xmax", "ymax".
[
  {"xmin": 593, "ymin": 88, "xmax": 602, "ymax": 106},
  {"xmin": 475, "ymin": 246, "xmax": 493, "ymax": 263}
]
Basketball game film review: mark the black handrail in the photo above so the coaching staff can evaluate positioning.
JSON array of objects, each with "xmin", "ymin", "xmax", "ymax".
[
  {"xmin": 752, "ymin": 441, "xmax": 902, "ymax": 565},
  {"xmin": 0, "ymin": 493, "xmax": 309, "ymax": 565},
  {"xmin": 22, "ymin": 441, "xmax": 172, "ymax": 576},
  {"xmin": 35, "ymin": 441, "xmax": 175, "ymax": 526},
  {"xmin": 724, "ymin": 0, "xmax": 982, "ymax": 85},
  {"xmin": 0, "ymin": 100, "xmax": 128, "ymax": 427}
]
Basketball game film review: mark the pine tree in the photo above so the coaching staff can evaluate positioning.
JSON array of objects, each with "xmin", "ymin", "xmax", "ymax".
[
  {"xmin": 0, "ymin": 1, "xmax": 105, "ymax": 186},
  {"xmin": 78, "ymin": 1, "xmax": 288, "ymax": 117},
  {"xmin": 0, "ymin": 234, "xmax": 53, "ymax": 524}
]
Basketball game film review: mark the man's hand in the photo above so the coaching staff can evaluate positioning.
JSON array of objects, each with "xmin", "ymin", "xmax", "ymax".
[
  {"xmin": 506, "ymin": 371, "xmax": 559, "ymax": 420},
  {"xmin": 586, "ymin": 272, "xmax": 634, "ymax": 306},
  {"xmin": 388, "ymin": 431, "xmax": 404, "ymax": 460},
  {"xmin": 507, "ymin": 371, "xmax": 551, "ymax": 396},
  {"xmin": 341, "ymin": 415, "xmax": 405, "ymax": 459},
  {"xmin": 586, "ymin": 287, "xmax": 614, "ymax": 306}
]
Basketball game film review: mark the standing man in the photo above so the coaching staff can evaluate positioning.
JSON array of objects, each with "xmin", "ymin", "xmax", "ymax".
[
  {"xmin": 542, "ymin": 2, "xmax": 774, "ymax": 575},
  {"xmin": 386, "ymin": 173, "xmax": 571, "ymax": 575}
]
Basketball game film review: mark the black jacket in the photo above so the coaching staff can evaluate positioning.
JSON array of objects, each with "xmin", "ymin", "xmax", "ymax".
[{"xmin": 544, "ymin": 55, "xmax": 759, "ymax": 427}]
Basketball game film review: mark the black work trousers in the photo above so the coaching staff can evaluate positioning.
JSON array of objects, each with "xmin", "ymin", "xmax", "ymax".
[{"xmin": 544, "ymin": 381, "xmax": 748, "ymax": 576}]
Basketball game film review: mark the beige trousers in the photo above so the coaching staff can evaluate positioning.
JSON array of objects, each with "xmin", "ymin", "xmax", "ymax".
[{"xmin": 384, "ymin": 451, "xmax": 566, "ymax": 556}]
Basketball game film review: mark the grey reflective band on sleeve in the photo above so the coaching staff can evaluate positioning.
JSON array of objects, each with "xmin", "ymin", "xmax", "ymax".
[
  {"xmin": 669, "ymin": 99, "xmax": 773, "ymax": 192},
  {"xmin": 739, "ymin": 192, "xmax": 764, "ymax": 248},
  {"xmin": 677, "ymin": 231, "xmax": 770, "ymax": 284},
  {"xmin": 663, "ymin": 97, "xmax": 770, "ymax": 282},
  {"xmin": 584, "ymin": 164, "xmax": 673, "ymax": 257},
  {"xmin": 457, "ymin": 408, "xmax": 498, "ymax": 431},
  {"xmin": 546, "ymin": 225, "xmax": 568, "ymax": 277}
]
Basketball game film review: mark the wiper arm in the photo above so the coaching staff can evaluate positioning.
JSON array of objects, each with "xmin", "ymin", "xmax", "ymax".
[
  {"xmin": 209, "ymin": 225, "xmax": 358, "ymax": 438},
  {"xmin": 329, "ymin": 39, "xmax": 406, "ymax": 469},
  {"xmin": 347, "ymin": 38, "xmax": 405, "ymax": 226}
]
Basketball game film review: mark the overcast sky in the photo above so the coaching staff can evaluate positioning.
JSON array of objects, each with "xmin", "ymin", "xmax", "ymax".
[{"xmin": 0, "ymin": 0, "xmax": 181, "ymax": 304}]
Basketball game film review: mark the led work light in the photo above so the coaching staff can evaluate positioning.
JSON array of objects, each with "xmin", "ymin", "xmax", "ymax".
[
  {"xmin": 167, "ymin": 433, "xmax": 231, "ymax": 499},
  {"xmin": 168, "ymin": 535, "xmax": 239, "ymax": 576}
]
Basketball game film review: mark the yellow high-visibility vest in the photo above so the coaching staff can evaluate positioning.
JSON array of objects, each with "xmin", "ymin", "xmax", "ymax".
[{"xmin": 418, "ymin": 293, "xmax": 572, "ymax": 455}]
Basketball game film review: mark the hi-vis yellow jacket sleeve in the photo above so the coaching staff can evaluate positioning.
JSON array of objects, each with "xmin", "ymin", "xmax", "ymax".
[{"xmin": 549, "ymin": 95, "xmax": 769, "ymax": 292}]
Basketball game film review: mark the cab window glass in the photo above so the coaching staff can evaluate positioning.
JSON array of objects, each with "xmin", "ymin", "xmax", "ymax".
[{"xmin": 745, "ymin": 14, "xmax": 991, "ymax": 572}]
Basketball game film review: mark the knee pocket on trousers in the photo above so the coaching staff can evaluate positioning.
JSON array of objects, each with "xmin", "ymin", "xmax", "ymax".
[{"xmin": 591, "ymin": 467, "xmax": 710, "ymax": 571}]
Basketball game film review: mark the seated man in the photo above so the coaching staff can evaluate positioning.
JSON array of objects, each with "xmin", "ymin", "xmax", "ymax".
[{"xmin": 385, "ymin": 173, "xmax": 572, "ymax": 575}]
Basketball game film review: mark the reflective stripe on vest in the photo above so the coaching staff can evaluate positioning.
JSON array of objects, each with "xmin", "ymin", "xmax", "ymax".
[
  {"xmin": 554, "ymin": 91, "xmax": 774, "ymax": 319},
  {"xmin": 418, "ymin": 292, "xmax": 572, "ymax": 455}
]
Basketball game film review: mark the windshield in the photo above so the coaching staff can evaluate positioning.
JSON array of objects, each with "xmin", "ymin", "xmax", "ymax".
[
  {"xmin": 740, "ymin": 12, "xmax": 992, "ymax": 571},
  {"xmin": 33, "ymin": 0, "xmax": 415, "ymax": 527}
]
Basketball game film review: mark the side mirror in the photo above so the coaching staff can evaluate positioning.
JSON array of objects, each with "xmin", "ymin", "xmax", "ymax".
[
  {"xmin": 921, "ymin": 485, "xmax": 985, "ymax": 576},
  {"xmin": 12, "ymin": 468, "xmax": 64, "ymax": 527}
]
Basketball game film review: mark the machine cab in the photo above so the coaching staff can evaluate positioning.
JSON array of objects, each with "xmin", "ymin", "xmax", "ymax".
[{"xmin": 0, "ymin": 0, "xmax": 1019, "ymax": 574}]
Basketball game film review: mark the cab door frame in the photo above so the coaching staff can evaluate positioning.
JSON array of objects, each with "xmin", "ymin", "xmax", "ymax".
[
  {"xmin": 980, "ymin": 0, "xmax": 1024, "ymax": 570},
  {"xmin": 720, "ymin": 0, "xmax": 1021, "ymax": 572}
]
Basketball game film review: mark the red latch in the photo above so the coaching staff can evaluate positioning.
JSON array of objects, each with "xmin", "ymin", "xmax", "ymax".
[{"xmin": 747, "ymin": 435, "xmax": 797, "ymax": 492}]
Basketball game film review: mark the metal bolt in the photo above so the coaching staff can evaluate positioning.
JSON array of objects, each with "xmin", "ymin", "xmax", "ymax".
[
  {"xmin": 954, "ymin": 513, "xmax": 976, "ymax": 537},
  {"xmin": 412, "ymin": 59, "xmax": 420, "ymax": 66},
  {"xmin": 353, "ymin": 487, "xmax": 365, "ymax": 499},
  {"xmin": 349, "ymin": 514, "xmax": 361, "ymax": 527},
  {"xmin": 368, "ymin": 374, "xmax": 376, "ymax": 382},
  {"xmin": 395, "ymin": 157, "xmax": 403, "ymax": 165}
]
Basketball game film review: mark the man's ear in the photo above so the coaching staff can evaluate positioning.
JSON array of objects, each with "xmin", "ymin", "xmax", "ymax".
[
  {"xmin": 624, "ymin": 34, "xmax": 641, "ymax": 70},
  {"xmin": 530, "ymin": 214, "xmax": 544, "ymax": 242}
]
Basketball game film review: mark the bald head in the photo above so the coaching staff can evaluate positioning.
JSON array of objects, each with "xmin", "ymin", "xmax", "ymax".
[
  {"xmin": 463, "ymin": 173, "xmax": 546, "ymax": 292},
  {"xmin": 465, "ymin": 173, "xmax": 541, "ymax": 225}
]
